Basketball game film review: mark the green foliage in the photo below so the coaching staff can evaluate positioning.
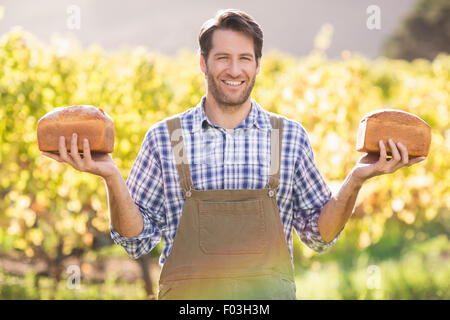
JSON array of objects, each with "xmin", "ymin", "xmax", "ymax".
[{"xmin": 0, "ymin": 28, "xmax": 449, "ymax": 299}]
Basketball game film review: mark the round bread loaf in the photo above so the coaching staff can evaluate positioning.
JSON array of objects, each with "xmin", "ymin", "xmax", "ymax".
[
  {"xmin": 356, "ymin": 109, "xmax": 431, "ymax": 157},
  {"xmin": 37, "ymin": 105, "xmax": 115, "ymax": 153}
]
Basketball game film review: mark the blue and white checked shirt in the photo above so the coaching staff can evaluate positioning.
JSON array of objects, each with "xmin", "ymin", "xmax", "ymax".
[{"xmin": 111, "ymin": 96, "xmax": 342, "ymax": 266}]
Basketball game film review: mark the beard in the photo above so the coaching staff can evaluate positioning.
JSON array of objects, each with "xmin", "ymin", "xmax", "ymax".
[{"xmin": 205, "ymin": 66, "xmax": 256, "ymax": 110}]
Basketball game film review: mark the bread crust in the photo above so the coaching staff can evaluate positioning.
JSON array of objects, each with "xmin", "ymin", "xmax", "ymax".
[
  {"xmin": 356, "ymin": 109, "xmax": 431, "ymax": 157},
  {"xmin": 37, "ymin": 105, "xmax": 115, "ymax": 153}
]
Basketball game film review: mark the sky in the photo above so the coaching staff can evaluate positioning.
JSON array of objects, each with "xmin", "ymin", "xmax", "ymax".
[{"xmin": 0, "ymin": 0, "xmax": 417, "ymax": 59}]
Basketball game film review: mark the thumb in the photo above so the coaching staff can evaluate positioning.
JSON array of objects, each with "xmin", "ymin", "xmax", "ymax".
[{"xmin": 407, "ymin": 156, "xmax": 426, "ymax": 167}]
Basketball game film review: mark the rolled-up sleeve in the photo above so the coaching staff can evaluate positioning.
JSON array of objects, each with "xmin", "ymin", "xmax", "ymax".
[
  {"xmin": 110, "ymin": 129, "xmax": 166, "ymax": 259},
  {"xmin": 292, "ymin": 132, "xmax": 342, "ymax": 253}
]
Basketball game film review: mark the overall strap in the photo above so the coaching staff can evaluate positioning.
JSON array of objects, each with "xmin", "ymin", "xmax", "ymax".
[
  {"xmin": 265, "ymin": 115, "xmax": 283, "ymax": 190},
  {"xmin": 166, "ymin": 116, "xmax": 194, "ymax": 197},
  {"xmin": 166, "ymin": 114, "xmax": 283, "ymax": 195}
]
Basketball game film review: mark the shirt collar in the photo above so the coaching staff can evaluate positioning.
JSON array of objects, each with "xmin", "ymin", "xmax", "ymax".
[{"xmin": 191, "ymin": 95, "xmax": 272, "ymax": 133}]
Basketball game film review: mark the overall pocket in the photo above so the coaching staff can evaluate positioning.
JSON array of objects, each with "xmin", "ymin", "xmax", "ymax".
[{"xmin": 198, "ymin": 199, "xmax": 266, "ymax": 254}]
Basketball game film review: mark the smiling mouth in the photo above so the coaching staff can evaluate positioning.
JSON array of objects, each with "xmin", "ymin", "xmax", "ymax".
[{"xmin": 221, "ymin": 80, "xmax": 245, "ymax": 87}]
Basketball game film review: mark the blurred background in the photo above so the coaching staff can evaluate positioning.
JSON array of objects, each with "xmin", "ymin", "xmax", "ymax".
[{"xmin": 0, "ymin": 0, "xmax": 449, "ymax": 299}]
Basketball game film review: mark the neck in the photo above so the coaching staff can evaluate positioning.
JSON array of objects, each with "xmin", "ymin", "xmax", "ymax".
[{"xmin": 203, "ymin": 95, "xmax": 252, "ymax": 130}]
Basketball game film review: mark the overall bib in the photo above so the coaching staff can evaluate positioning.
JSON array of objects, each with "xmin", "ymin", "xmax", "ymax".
[{"xmin": 158, "ymin": 115, "xmax": 296, "ymax": 300}]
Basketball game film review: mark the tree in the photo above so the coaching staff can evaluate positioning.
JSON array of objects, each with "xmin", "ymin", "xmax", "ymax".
[{"xmin": 382, "ymin": 0, "xmax": 450, "ymax": 61}]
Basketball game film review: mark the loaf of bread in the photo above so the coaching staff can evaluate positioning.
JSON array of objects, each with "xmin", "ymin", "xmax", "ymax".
[
  {"xmin": 37, "ymin": 105, "xmax": 115, "ymax": 153},
  {"xmin": 356, "ymin": 109, "xmax": 431, "ymax": 157}
]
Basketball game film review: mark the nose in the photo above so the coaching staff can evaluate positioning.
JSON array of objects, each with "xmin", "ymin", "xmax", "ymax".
[{"xmin": 226, "ymin": 59, "xmax": 242, "ymax": 78}]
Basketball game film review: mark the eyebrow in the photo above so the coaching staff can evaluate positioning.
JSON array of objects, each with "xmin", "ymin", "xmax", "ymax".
[{"xmin": 214, "ymin": 52, "xmax": 254, "ymax": 58}]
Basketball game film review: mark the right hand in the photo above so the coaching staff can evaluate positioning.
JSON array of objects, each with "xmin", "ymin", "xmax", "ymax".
[{"xmin": 40, "ymin": 133, "xmax": 119, "ymax": 180}]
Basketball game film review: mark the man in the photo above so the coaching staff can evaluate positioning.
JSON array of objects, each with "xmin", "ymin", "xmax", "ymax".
[{"xmin": 41, "ymin": 9, "xmax": 426, "ymax": 299}]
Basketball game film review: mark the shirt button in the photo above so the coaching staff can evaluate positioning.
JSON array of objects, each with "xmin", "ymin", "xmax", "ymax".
[{"xmin": 268, "ymin": 189, "xmax": 275, "ymax": 197}]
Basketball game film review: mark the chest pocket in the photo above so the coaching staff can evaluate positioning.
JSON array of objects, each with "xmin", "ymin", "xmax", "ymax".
[{"xmin": 198, "ymin": 199, "xmax": 267, "ymax": 254}]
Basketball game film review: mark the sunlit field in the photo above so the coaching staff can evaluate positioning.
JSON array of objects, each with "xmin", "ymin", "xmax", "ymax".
[{"xmin": 1, "ymin": 28, "xmax": 449, "ymax": 299}]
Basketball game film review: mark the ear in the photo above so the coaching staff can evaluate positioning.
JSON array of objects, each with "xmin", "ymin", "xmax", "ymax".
[
  {"xmin": 256, "ymin": 57, "xmax": 261, "ymax": 75},
  {"xmin": 199, "ymin": 53, "xmax": 207, "ymax": 74}
]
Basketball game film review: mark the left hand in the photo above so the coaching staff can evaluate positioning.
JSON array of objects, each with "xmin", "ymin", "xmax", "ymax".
[{"xmin": 351, "ymin": 139, "xmax": 426, "ymax": 185}]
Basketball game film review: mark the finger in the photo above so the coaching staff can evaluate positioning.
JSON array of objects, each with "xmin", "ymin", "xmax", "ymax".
[
  {"xmin": 396, "ymin": 141, "xmax": 409, "ymax": 165},
  {"xmin": 70, "ymin": 133, "xmax": 83, "ymax": 170},
  {"xmin": 388, "ymin": 139, "xmax": 401, "ymax": 164},
  {"xmin": 83, "ymin": 138, "xmax": 92, "ymax": 162},
  {"xmin": 378, "ymin": 140, "xmax": 387, "ymax": 164},
  {"xmin": 70, "ymin": 133, "xmax": 83, "ymax": 167},
  {"xmin": 58, "ymin": 136, "xmax": 75, "ymax": 165}
]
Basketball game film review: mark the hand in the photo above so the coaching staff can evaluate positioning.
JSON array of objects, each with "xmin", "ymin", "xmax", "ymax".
[
  {"xmin": 351, "ymin": 139, "xmax": 426, "ymax": 185},
  {"xmin": 40, "ymin": 133, "xmax": 119, "ymax": 180}
]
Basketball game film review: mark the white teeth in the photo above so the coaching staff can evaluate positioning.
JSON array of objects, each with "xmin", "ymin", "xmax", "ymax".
[{"xmin": 223, "ymin": 80, "xmax": 243, "ymax": 86}]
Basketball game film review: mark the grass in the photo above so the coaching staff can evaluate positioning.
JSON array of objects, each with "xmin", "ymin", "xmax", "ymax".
[
  {"xmin": 294, "ymin": 234, "xmax": 449, "ymax": 300},
  {"xmin": 1, "ymin": 235, "xmax": 448, "ymax": 300},
  {"xmin": 0, "ymin": 270, "xmax": 148, "ymax": 300}
]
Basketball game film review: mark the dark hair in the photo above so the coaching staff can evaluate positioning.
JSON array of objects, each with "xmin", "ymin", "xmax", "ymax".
[{"xmin": 198, "ymin": 9, "xmax": 263, "ymax": 62}]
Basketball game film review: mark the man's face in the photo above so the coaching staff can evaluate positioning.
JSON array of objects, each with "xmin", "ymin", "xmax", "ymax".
[{"xmin": 200, "ymin": 29, "xmax": 260, "ymax": 107}]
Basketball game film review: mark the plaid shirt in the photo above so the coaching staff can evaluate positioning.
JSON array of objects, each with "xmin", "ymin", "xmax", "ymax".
[{"xmin": 111, "ymin": 96, "xmax": 342, "ymax": 266}]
